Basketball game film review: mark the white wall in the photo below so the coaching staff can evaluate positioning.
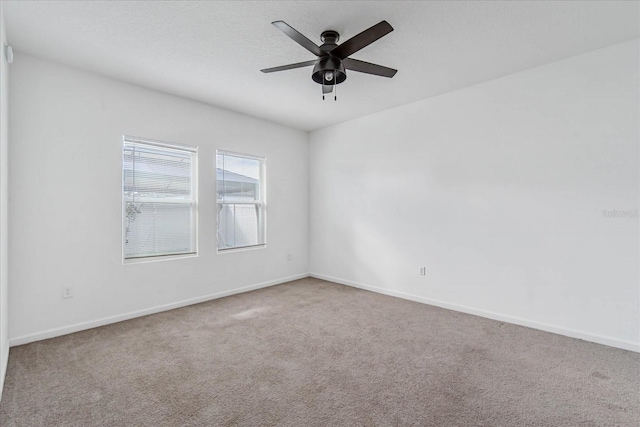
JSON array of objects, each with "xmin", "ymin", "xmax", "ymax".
[
  {"xmin": 310, "ymin": 39, "xmax": 640, "ymax": 351},
  {"xmin": 4, "ymin": 34, "xmax": 638, "ymax": 360},
  {"xmin": 0, "ymin": 2, "xmax": 10, "ymax": 398},
  {"xmin": 9, "ymin": 54, "xmax": 309, "ymax": 344}
]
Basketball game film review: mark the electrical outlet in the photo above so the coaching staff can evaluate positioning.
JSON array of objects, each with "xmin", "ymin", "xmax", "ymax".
[
  {"xmin": 420, "ymin": 267, "xmax": 427, "ymax": 276},
  {"xmin": 62, "ymin": 286, "xmax": 73, "ymax": 299}
]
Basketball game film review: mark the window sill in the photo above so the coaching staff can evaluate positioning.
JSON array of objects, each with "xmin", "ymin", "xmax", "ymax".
[
  {"xmin": 217, "ymin": 244, "xmax": 266, "ymax": 254},
  {"xmin": 123, "ymin": 252, "xmax": 198, "ymax": 265}
]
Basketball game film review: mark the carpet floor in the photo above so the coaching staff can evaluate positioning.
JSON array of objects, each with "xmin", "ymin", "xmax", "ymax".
[{"xmin": 0, "ymin": 278, "xmax": 638, "ymax": 426}]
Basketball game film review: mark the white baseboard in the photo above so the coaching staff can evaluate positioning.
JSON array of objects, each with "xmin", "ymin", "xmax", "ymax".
[
  {"xmin": 0, "ymin": 346, "xmax": 7, "ymax": 401},
  {"xmin": 9, "ymin": 273, "xmax": 309, "ymax": 347},
  {"xmin": 11, "ymin": 272, "xmax": 638, "ymax": 353},
  {"xmin": 310, "ymin": 272, "xmax": 640, "ymax": 353}
]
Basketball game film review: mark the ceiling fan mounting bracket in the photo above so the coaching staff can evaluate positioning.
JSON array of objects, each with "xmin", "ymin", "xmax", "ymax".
[{"xmin": 320, "ymin": 30, "xmax": 340, "ymax": 44}]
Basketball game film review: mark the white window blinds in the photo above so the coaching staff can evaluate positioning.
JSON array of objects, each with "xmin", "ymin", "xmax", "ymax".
[
  {"xmin": 123, "ymin": 137, "xmax": 197, "ymax": 259},
  {"xmin": 216, "ymin": 151, "xmax": 265, "ymax": 251}
]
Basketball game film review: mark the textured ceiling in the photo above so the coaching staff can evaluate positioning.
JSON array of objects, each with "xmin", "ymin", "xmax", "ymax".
[{"xmin": 3, "ymin": 1, "xmax": 639, "ymax": 131}]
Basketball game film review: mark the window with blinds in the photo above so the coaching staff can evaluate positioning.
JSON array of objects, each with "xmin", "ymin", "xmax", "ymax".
[
  {"xmin": 123, "ymin": 137, "xmax": 198, "ymax": 259},
  {"xmin": 216, "ymin": 151, "xmax": 265, "ymax": 251}
]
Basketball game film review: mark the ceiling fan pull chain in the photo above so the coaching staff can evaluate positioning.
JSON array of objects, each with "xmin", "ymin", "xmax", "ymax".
[{"xmin": 334, "ymin": 71, "xmax": 337, "ymax": 101}]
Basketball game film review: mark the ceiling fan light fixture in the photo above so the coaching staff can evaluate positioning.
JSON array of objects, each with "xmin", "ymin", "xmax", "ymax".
[{"xmin": 312, "ymin": 57, "xmax": 346, "ymax": 85}]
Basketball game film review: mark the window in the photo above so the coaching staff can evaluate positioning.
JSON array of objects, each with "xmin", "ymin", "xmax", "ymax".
[
  {"xmin": 216, "ymin": 151, "xmax": 265, "ymax": 251},
  {"xmin": 123, "ymin": 136, "xmax": 197, "ymax": 259}
]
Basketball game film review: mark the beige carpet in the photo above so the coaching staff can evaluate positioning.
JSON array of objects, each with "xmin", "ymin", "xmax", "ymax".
[{"xmin": 0, "ymin": 278, "xmax": 638, "ymax": 426}]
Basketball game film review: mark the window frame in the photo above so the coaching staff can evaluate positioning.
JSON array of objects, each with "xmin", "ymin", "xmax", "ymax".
[
  {"xmin": 216, "ymin": 150, "xmax": 266, "ymax": 252},
  {"xmin": 122, "ymin": 135, "xmax": 199, "ymax": 262}
]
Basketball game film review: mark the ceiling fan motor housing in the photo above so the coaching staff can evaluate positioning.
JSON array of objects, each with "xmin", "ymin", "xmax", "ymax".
[{"xmin": 312, "ymin": 56, "xmax": 346, "ymax": 85}]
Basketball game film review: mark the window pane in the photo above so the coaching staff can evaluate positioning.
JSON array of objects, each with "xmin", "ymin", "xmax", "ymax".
[
  {"xmin": 125, "ymin": 202, "xmax": 195, "ymax": 258},
  {"xmin": 216, "ymin": 153, "xmax": 260, "ymax": 202},
  {"xmin": 216, "ymin": 151, "xmax": 265, "ymax": 250},
  {"xmin": 123, "ymin": 138, "xmax": 197, "ymax": 259},
  {"xmin": 217, "ymin": 204, "xmax": 261, "ymax": 250},
  {"xmin": 124, "ymin": 145, "xmax": 192, "ymax": 200}
]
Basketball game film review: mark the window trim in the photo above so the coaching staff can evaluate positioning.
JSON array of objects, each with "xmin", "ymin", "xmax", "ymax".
[
  {"xmin": 216, "ymin": 149, "xmax": 266, "ymax": 253},
  {"xmin": 122, "ymin": 135, "xmax": 199, "ymax": 262}
]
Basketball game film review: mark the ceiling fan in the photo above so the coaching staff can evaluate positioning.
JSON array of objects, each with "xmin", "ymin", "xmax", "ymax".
[{"xmin": 261, "ymin": 20, "xmax": 397, "ymax": 100}]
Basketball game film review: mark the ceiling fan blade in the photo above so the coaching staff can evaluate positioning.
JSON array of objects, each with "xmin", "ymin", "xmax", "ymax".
[
  {"xmin": 261, "ymin": 60, "xmax": 317, "ymax": 73},
  {"xmin": 272, "ymin": 21, "xmax": 323, "ymax": 57},
  {"xmin": 331, "ymin": 21, "xmax": 393, "ymax": 60},
  {"xmin": 343, "ymin": 58, "xmax": 397, "ymax": 78},
  {"xmin": 322, "ymin": 84, "xmax": 332, "ymax": 94}
]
